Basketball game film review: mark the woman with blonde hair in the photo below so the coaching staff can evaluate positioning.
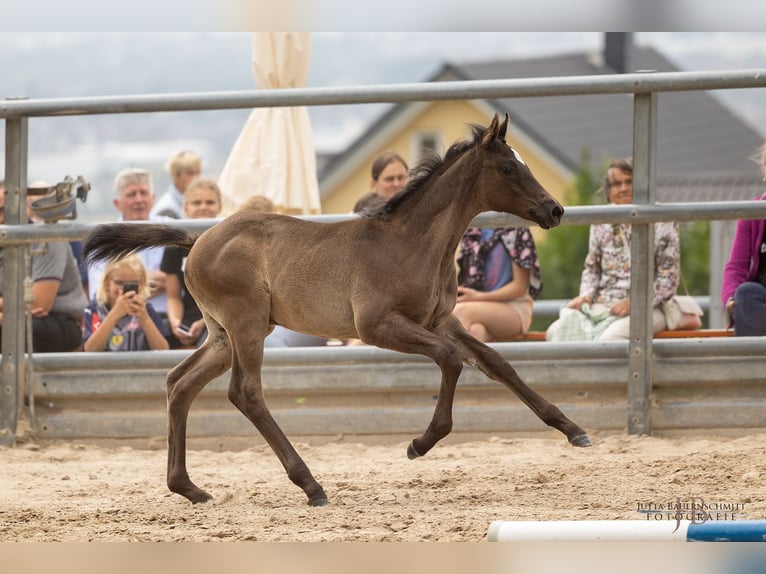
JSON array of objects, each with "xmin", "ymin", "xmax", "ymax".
[
  {"xmin": 162, "ymin": 178, "xmax": 223, "ymax": 348},
  {"xmin": 82, "ymin": 255, "xmax": 169, "ymax": 351}
]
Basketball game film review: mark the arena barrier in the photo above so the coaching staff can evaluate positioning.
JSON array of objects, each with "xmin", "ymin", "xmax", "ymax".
[
  {"xmin": 487, "ymin": 520, "xmax": 766, "ymax": 542},
  {"xmin": 25, "ymin": 337, "xmax": 766, "ymax": 441}
]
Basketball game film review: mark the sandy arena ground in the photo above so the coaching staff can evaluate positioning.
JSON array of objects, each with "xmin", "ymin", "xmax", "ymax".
[{"xmin": 1, "ymin": 431, "xmax": 765, "ymax": 542}]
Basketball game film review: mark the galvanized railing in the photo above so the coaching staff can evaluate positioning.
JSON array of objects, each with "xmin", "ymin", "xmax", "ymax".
[{"xmin": 3, "ymin": 69, "xmax": 766, "ymax": 445}]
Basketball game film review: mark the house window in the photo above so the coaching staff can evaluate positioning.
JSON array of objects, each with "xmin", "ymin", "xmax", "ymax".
[{"xmin": 413, "ymin": 131, "xmax": 442, "ymax": 161}]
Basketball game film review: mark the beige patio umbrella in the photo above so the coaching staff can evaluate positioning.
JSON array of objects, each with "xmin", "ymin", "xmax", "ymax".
[{"xmin": 218, "ymin": 32, "xmax": 321, "ymax": 215}]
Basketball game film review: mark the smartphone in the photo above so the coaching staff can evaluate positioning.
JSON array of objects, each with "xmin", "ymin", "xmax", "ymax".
[
  {"xmin": 177, "ymin": 323, "xmax": 192, "ymax": 336},
  {"xmin": 123, "ymin": 281, "xmax": 139, "ymax": 294}
]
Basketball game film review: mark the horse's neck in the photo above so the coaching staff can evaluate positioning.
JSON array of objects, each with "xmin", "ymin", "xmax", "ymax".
[{"xmin": 390, "ymin": 172, "xmax": 481, "ymax": 267}]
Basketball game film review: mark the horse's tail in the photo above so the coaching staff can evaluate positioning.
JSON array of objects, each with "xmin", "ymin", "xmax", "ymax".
[{"xmin": 83, "ymin": 223, "xmax": 197, "ymax": 264}]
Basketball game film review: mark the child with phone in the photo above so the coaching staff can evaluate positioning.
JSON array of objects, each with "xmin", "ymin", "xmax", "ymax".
[{"xmin": 82, "ymin": 255, "xmax": 170, "ymax": 351}]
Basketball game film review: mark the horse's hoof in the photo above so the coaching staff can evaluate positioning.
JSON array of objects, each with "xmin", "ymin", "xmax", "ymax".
[
  {"xmin": 189, "ymin": 490, "xmax": 214, "ymax": 504},
  {"xmin": 308, "ymin": 497, "xmax": 329, "ymax": 507},
  {"xmin": 569, "ymin": 433, "xmax": 593, "ymax": 447},
  {"xmin": 407, "ymin": 441, "xmax": 422, "ymax": 460}
]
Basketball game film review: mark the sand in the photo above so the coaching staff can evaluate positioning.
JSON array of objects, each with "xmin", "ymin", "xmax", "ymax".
[{"xmin": 1, "ymin": 431, "xmax": 764, "ymax": 542}]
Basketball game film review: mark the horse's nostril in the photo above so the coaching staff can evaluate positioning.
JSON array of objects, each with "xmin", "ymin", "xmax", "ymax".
[{"xmin": 552, "ymin": 205, "xmax": 564, "ymax": 220}]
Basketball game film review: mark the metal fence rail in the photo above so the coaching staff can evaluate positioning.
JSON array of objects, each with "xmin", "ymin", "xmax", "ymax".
[
  {"xmin": 3, "ymin": 69, "xmax": 766, "ymax": 445},
  {"xmin": 28, "ymin": 339, "xmax": 766, "ymax": 441}
]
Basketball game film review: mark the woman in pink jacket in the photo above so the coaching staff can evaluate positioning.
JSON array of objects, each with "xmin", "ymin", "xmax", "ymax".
[{"xmin": 722, "ymin": 143, "xmax": 766, "ymax": 335}]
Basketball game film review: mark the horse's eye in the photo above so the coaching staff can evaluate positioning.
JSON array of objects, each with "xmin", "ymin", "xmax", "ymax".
[{"xmin": 501, "ymin": 163, "xmax": 514, "ymax": 175}]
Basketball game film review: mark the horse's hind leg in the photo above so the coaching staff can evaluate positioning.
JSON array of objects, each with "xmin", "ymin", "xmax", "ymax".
[
  {"xmin": 227, "ymin": 326, "xmax": 328, "ymax": 507},
  {"xmin": 446, "ymin": 317, "xmax": 591, "ymax": 447},
  {"xmin": 167, "ymin": 319, "xmax": 232, "ymax": 504}
]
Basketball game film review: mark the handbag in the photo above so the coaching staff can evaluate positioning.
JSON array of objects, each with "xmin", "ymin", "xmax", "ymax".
[
  {"xmin": 661, "ymin": 272, "xmax": 704, "ymax": 331},
  {"xmin": 661, "ymin": 295, "xmax": 703, "ymax": 330}
]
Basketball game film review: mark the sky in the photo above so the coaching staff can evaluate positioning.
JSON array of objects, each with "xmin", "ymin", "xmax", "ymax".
[{"xmin": 3, "ymin": 0, "xmax": 766, "ymax": 31}]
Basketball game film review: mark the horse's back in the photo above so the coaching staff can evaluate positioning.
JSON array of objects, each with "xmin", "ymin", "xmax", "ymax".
[{"xmin": 186, "ymin": 211, "xmax": 374, "ymax": 338}]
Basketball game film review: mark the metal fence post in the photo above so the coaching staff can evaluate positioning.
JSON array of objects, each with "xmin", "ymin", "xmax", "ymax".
[
  {"xmin": 0, "ymin": 115, "xmax": 29, "ymax": 446},
  {"xmin": 627, "ymin": 91, "xmax": 657, "ymax": 435}
]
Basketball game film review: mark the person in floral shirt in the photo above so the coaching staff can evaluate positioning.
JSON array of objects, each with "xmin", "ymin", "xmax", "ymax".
[
  {"xmin": 546, "ymin": 157, "xmax": 680, "ymax": 341},
  {"xmin": 453, "ymin": 226, "xmax": 542, "ymax": 341}
]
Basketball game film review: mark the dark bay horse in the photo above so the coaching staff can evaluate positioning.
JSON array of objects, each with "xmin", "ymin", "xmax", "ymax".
[{"xmin": 83, "ymin": 113, "xmax": 591, "ymax": 507}]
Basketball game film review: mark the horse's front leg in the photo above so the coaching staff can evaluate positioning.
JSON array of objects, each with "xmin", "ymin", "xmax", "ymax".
[
  {"xmin": 444, "ymin": 316, "xmax": 592, "ymax": 447},
  {"xmin": 361, "ymin": 313, "xmax": 463, "ymax": 459}
]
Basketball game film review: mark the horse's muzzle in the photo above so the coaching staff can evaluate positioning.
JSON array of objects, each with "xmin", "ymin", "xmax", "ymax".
[{"xmin": 531, "ymin": 201, "xmax": 564, "ymax": 230}]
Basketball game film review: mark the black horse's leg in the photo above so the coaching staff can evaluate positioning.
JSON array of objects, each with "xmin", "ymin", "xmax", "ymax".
[
  {"xmin": 226, "ymin": 322, "xmax": 328, "ymax": 507},
  {"xmin": 167, "ymin": 320, "xmax": 232, "ymax": 503},
  {"xmin": 361, "ymin": 313, "xmax": 464, "ymax": 459},
  {"xmin": 444, "ymin": 316, "xmax": 592, "ymax": 447}
]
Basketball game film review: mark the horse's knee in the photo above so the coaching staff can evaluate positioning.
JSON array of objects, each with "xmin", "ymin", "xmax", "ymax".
[
  {"xmin": 227, "ymin": 382, "xmax": 267, "ymax": 416},
  {"xmin": 166, "ymin": 375, "xmax": 184, "ymax": 406},
  {"xmin": 434, "ymin": 344, "xmax": 463, "ymax": 378},
  {"xmin": 167, "ymin": 363, "xmax": 184, "ymax": 389}
]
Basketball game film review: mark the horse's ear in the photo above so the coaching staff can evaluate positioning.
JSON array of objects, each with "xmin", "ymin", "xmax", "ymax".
[
  {"xmin": 498, "ymin": 112, "xmax": 509, "ymax": 140},
  {"xmin": 481, "ymin": 114, "xmax": 500, "ymax": 146}
]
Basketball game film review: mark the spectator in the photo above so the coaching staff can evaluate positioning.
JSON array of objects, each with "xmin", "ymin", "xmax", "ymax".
[
  {"xmin": 27, "ymin": 180, "xmax": 88, "ymax": 294},
  {"xmin": 161, "ymin": 178, "xmax": 222, "ymax": 348},
  {"xmin": 87, "ymin": 168, "xmax": 169, "ymax": 319},
  {"xmin": 150, "ymin": 150, "xmax": 202, "ymax": 219},
  {"xmin": 721, "ymin": 142, "xmax": 766, "ymax": 336},
  {"xmin": 82, "ymin": 255, "xmax": 169, "ymax": 351},
  {"xmin": 237, "ymin": 194, "xmax": 277, "ymax": 213},
  {"xmin": 453, "ymin": 226, "xmax": 542, "ymax": 341},
  {"xmin": 0, "ymin": 182, "xmax": 87, "ymax": 352},
  {"xmin": 546, "ymin": 158, "xmax": 680, "ymax": 342},
  {"xmin": 353, "ymin": 151, "xmax": 409, "ymax": 214}
]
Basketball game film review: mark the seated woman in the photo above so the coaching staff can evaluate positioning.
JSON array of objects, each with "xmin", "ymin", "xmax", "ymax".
[
  {"xmin": 722, "ymin": 142, "xmax": 766, "ymax": 336},
  {"xmin": 453, "ymin": 226, "xmax": 542, "ymax": 341},
  {"xmin": 82, "ymin": 255, "xmax": 169, "ymax": 351},
  {"xmin": 545, "ymin": 157, "xmax": 681, "ymax": 342}
]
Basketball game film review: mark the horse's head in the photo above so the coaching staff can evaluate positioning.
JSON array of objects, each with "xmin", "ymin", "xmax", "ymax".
[{"xmin": 473, "ymin": 113, "xmax": 564, "ymax": 230}]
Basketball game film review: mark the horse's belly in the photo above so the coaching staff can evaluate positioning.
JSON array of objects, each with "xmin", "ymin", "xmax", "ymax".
[{"xmin": 271, "ymin": 301, "xmax": 358, "ymax": 340}]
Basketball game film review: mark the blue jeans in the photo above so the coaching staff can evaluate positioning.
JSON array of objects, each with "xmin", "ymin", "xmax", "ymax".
[{"xmin": 733, "ymin": 282, "xmax": 766, "ymax": 336}]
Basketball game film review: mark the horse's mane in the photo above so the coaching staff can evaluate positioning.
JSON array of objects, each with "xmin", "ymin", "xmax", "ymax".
[{"xmin": 362, "ymin": 124, "xmax": 486, "ymax": 220}]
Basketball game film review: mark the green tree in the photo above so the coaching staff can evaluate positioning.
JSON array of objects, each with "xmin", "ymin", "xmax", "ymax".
[
  {"xmin": 537, "ymin": 154, "xmax": 602, "ymax": 300},
  {"xmin": 679, "ymin": 221, "xmax": 710, "ymax": 295}
]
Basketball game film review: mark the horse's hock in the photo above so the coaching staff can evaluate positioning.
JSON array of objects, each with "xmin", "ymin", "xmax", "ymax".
[{"xmin": 28, "ymin": 341, "xmax": 766, "ymax": 443}]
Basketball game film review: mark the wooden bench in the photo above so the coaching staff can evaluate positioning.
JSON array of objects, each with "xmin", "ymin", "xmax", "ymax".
[
  {"xmin": 654, "ymin": 328, "xmax": 732, "ymax": 338},
  {"xmin": 503, "ymin": 328, "xmax": 733, "ymax": 342}
]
